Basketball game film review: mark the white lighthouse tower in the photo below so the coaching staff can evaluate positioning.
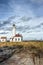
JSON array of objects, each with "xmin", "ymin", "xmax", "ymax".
[{"xmin": 12, "ymin": 24, "xmax": 16, "ymax": 36}]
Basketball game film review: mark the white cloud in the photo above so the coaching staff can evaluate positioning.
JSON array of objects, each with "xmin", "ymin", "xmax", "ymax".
[
  {"xmin": 30, "ymin": 0, "xmax": 43, "ymax": 4},
  {"xmin": 0, "ymin": 13, "xmax": 43, "ymax": 40},
  {"xmin": 8, "ymin": 0, "xmax": 35, "ymax": 17}
]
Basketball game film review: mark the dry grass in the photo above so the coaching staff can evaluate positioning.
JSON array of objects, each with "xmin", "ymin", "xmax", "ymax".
[{"xmin": 0, "ymin": 41, "xmax": 43, "ymax": 49}]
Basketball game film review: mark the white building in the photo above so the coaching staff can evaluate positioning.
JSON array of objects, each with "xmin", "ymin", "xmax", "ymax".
[
  {"xmin": 0, "ymin": 37, "xmax": 7, "ymax": 42},
  {"xmin": 13, "ymin": 34, "xmax": 23, "ymax": 42}
]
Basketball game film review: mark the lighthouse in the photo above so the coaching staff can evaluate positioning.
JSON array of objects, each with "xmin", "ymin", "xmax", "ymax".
[
  {"xmin": 10, "ymin": 24, "xmax": 23, "ymax": 42},
  {"xmin": 12, "ymin": 24, "xmax": 16, "ymax": 36}
]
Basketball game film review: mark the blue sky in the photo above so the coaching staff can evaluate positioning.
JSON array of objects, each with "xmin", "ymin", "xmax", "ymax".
[{"xmin": 0, "ymin": 0, "xmax": 43, "ymax": 40}]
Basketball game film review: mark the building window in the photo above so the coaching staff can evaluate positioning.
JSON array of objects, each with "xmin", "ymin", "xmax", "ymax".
[
  {"xmin": 18, "ymin": 38, "xmax": 20, "ymax": 41},
  {"xmin": 15, "ymin": 38, "xmax": 17, "ymax": 41}
]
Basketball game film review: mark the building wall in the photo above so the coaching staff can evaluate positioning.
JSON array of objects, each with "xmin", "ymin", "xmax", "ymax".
[
  {"xmin": 13, "ymin": 37, "xmax": 22, "ymax": 42},
  {"xmin": 0, "ymin": 39, "xmax": 6, "ymax": 42},
  {"xmin": 10, "ymin": 39, "xmax": 13, "ymax": 42}
]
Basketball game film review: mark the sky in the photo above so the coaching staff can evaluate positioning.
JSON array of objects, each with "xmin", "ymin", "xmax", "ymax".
[{"xmin": 0, "ymin": 0, "xmax": 43, "ymax": 40}]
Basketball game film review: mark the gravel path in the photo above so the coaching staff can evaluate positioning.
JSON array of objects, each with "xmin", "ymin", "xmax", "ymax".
[
  {"xmin": 0, "ymin": 46, "xmax": 43, "ymax": 65},
  {"xmin": 0, "ymin": 52, "xmax": 34, "ymax": 65}
]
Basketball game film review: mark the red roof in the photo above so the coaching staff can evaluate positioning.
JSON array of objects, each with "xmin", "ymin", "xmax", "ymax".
[{"xmin": 15, "ymin": 34, "xmax": 22, "ymax": 37}]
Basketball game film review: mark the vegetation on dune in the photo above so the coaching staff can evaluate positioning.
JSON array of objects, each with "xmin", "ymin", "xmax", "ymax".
[{"xmin": 0, "ymin": 41, "xmax": 43, "ymax": 49}]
